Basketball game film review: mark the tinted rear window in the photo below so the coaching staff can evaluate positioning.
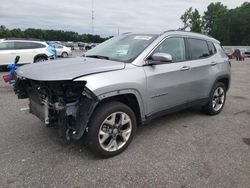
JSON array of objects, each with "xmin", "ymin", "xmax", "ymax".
[
  {"xmin": 15, "ymin": 42, "xmax": 46, "ymax": 49},
  {"xmin": 188, "ymin": 38, "xmax": 210, "ymax": 60}
]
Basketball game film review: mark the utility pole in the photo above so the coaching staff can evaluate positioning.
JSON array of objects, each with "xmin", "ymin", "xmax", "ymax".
[
  {"xmin": 118, "ymin": 28, "xmax": 120, "ymax": 36},
  {"xmin": 91, "ymin": 0, "xmax": 94, "ymax": 34}
]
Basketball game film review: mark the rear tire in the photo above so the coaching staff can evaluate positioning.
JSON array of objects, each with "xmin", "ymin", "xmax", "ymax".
[
  {"xmin": 34, "ymin": 56, "xmax": 47, "ymax": 63},
  {"xmin": 84, "ymin": 101, "xmax": 137, "ymax": 158},
  {"xmin": 203, "ymin": 82, "xmax": 226, "ymax": 115}
]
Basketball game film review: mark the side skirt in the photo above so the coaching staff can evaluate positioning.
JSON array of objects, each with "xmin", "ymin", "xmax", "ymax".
[{"xmin": 144, "ymin": 98, "xmax": 209, "ymax": 124}]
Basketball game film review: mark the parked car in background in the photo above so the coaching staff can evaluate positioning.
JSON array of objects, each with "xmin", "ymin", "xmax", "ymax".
[
  {"xmin": 0, "ymin": 38, "xmax": 54, "ymax": 66},
  {"xmin": 244, "ymin": 51, "xmax": 250, "ymax": 58},
  {"xmin": 78, "ymin": 42, "xmax": 85, "ymax": 50},
  {"xmin": 231, "ymin": 49, "xmax": 246, "ymax": 61},
  {"xmin": 78, "ymin": 42, "xmax": 85, "ymax": 47},
  {"xmin": 65, "ymin": 42, "xmax": 75, "ymax": 50},
  {"xmin": 14, "ymin": 31, "xmax": 231, "ymax": 157},
  {"xmin": 54, "ymin": 44, "xmax": 72, "ymax": 58},
  {"xmin": 240, "ymin": 50, "xmax": 245, "ymax": 61},
  {"xmin": 85, "ymin": 43, "xmax": 97, "ymax": 51},
  {"xmin": 85, "ymin": 44, "xmax": 92, "ymax": 50}
]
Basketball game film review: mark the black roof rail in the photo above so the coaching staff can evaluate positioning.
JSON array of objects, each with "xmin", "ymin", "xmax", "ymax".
[
  {"xmin": 162, "ymin": 30, "xmax": 215, "ymax": 39},
  {"xmin": 122, "ymin": 32, "xmax": 131, "ymax": 35},
  {"xmin": 163, "ymin": 29, "xmax": 178, "ymax": 33},
  {"xmin": 4, "ymin": 38, "xmax": 42, "ymax": 41}
]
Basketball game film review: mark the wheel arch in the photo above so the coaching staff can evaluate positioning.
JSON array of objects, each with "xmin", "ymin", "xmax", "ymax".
[
  {"xmin": 95, "ymin": 90, "xmax": 146, "ymax": 125},
  {"xmin": 33, "ymin": 54, "xmax": 48, "ymax": 62},
  {"xmin": 214, "ymin": 75, "xmax": 230, "ymax": 91},
  {"xmin": 61, "ymin": 51, "xmax": 68, "ymax": 56}
]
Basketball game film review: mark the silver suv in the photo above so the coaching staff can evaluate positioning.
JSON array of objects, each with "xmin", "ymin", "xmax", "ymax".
[{"xmin": 14, "ymin": 31, "xmax": 231, "ymax": 157}]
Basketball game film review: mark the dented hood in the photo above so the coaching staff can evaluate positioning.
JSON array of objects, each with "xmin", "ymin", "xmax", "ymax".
[{"xmin": 15, "ymin": 57, "xmax": 125, "ymax": 81}]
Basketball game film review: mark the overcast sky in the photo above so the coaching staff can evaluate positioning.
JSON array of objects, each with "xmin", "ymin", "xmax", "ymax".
[{"xmin": 0, "ymin": 0, "xmax": 247, "ymax": 36}]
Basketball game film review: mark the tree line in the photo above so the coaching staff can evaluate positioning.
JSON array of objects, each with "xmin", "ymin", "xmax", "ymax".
[
  {"xmin": 1, "ymin": 2, "xmax": 249, "ymax": 45},
  {"xmin": 180, "ymin": 2, "xmax": 250, "ymax": 45},
  {"xmin": 0, "ymin": 25, "xmax": 109, "ymax": 43}
]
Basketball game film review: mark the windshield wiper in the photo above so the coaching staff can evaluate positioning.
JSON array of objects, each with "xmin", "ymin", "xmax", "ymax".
[{"xmin": 85, "ymin": 55, "xmax": 110, "ymax": 60}]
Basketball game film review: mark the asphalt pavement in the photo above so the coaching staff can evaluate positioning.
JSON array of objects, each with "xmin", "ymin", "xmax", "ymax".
[{"xmin": 0, "ymin": 57, "xmax": 250, "ymax": 188}]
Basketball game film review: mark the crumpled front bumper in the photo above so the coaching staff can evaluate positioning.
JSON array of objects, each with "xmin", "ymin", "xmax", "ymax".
[{"xmin": 14, "ymin": 77, "xmax": 98, "ymax": 141}]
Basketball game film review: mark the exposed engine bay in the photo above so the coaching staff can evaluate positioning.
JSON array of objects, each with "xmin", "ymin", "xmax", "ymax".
[{"xmin": 14, "ymin": 78, "xmax": 98, "ymax": 141}]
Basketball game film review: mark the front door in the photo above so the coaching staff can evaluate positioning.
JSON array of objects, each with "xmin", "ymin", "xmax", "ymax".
[{"xmin": 143, "ymin": 37, "xmax": 191, "ymax": 116}]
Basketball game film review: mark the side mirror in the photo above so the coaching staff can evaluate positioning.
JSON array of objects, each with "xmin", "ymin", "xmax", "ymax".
[{"xmin": 148, "ymin": 53, "xmax": 172, "ymax": 65}]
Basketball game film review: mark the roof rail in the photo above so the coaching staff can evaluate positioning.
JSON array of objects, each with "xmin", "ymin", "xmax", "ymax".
[
  {"xmin": 163, "ymin": 29, "xmax": 178, "ymax": 33},
  {"xmin": 162, "ymin": 30, "xmax": 215, "ymax": 39},
  {"xmin": 122, "ymin": 32, "xmax": 131, "ymax": 35},
  {"xmin": 4, "ymin": 38, "xmax": 42, "ymax": 41}
]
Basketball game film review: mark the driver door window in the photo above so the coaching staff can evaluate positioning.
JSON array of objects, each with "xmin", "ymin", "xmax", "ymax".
[{"xmin": 154, "ymin": 37, "xmax": 186, "ymax": 62}]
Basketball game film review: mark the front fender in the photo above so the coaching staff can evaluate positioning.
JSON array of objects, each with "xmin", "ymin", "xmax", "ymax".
[
  {"xmin": 97, "ymin": 89, "xmax": 146, "ymax": 121},
  {"xmin": 73, "ymin": 65, "xmax": 147, "ymax": 120}
]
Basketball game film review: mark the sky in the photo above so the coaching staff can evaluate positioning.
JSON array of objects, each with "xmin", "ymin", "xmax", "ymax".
[{"xmin": 0, "ymin": 0, "xmax": 248, "ymax": 36}]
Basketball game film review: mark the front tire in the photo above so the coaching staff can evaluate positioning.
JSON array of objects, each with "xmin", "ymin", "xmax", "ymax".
[
  {"xmin": 61, "ymin": 52, "xmax": 68, "ymax": 58},
  {"xmin": 203, "ymin": 82, "xmax": 227, "ymax": 115},
  {"xmin": 84, "ymin": 102, "xmax": 137, "ymax": 158}
]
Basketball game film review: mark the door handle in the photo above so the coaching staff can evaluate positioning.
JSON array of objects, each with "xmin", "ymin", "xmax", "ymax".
[
  {"xmin": 211, "ymin": 61, "xmax": 217, "ymax": 66},
  {"xmin": 10, "ymin": 52, "xmax": 17, "ymax": 54},
  {"xmin": 180, "ymin": 66, "xmax": 190, "ymax": 71}
]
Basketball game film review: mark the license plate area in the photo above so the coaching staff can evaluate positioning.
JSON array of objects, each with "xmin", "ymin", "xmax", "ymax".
[{"xmin": 29, "ymin": 97, "xmax": 49, "ymax": 124}]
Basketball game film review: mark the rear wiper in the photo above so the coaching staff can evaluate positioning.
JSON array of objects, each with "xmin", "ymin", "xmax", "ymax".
[{"xmin": 85, "ymin": 55, "xmax": 110, "ymax": 60}]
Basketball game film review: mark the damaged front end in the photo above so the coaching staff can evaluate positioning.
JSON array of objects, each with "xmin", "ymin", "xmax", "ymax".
[{"xmin": 14, "ymin": 78, "xmax": 98, "ymax": 141}]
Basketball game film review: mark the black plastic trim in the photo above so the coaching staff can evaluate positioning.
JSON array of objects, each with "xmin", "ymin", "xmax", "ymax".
[{"xmin": 144, "ymin": 98, "xmax": 209, "ymax": 123}]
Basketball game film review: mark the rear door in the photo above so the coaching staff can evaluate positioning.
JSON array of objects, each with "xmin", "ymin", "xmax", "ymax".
[
  {"xmin": 144, "ymin": 37, "xmax": 191, "ymax": 115},
  {"xmin": 0, "ymin": 41, "xmax": 15, "ymax": 66},
  {"xmin": 184, "ymin": 38, "xmax": 216, "ymax": 101}
]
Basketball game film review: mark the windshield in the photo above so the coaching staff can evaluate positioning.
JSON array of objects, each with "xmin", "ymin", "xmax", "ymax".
[{"xmin": 85, "ymin": 34, "xmax": 158, "ymax": 63}]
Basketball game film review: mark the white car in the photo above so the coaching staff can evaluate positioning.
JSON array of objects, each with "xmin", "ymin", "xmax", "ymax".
[
  {"xmin": 54, "ymin": 44, "xmax": 72, "ymax": 57},
  {"xmin": 0, "ymin": 39, "xmax": 54, "ymax": 66}
]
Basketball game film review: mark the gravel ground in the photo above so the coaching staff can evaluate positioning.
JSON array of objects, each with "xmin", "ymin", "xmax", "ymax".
[{"xmin": 0, "ymin": 58, "xmax": 250, "ymax": 188}]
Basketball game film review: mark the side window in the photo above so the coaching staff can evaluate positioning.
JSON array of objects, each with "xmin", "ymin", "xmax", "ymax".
[
  {"xmin": 15, "ymin": 42, "xmax": 31, "ymax": 49},
  {"xmin": 0, "ymin": 42, "xmax": 15, "ymax": 50},
  {"xmin": 32, "ymin": 42, "xmax": 45, "ymax": 48},
  {"xmin": 15, "ymin": 42, "xmax": 45, "ymax": 49},
  {"xmin": 207, "ymin": 41, "xmax": 217, "ymax": 55},
  {"xmin": 188, "ymin": 38, "xmax": 210, "ymax": 60},
  {"xmin": 154, "ymin": 37, "xmax": 186, "ymax": 62}
]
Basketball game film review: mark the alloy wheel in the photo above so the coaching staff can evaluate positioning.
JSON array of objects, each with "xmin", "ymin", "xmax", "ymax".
[
  {"xmin": 212, "ymin": 87, "xmax": 225, "ymax": 111},
  {"xmin": 98, "ymin": 112, "xmax": 132, "ymax": 152}
]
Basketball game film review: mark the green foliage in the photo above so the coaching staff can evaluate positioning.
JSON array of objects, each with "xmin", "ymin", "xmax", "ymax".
[
  {"xmin": 180, "ymin": 2, "xmax": 250, "ymax": 45},
  {"xmin": 203, "ymin": 2, "xmax": 228, "ymax": 36},
  {"xmin": 0, "ymin": 26, "xmax": 108, "ymax": 43},
  {"xmin": 180, "ymin": 7, "xmax": 202, "ymax": 32}
]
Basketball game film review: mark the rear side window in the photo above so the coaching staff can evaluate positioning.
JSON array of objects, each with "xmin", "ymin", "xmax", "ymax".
[
  {"xmin": 154, "ymin": 37, "xmax": 186, "ymax": 62},
  {"xmin": 0, "ymin": 42, "xmax": 15, "ymax": 50},
  {"xmin": 207, "ymin": 41, "xmax": 217, "ymax": 55},
  {"xmin": 15, "ymin": 42, "xmax": 46, "ymax": 49},
  {"xmin": 188, "ymin": 38, "xmax": 210, "ymax": 60},
  {"xmin": 55, "ymin": 45, "xmax": 63, "ymax": 49}
]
